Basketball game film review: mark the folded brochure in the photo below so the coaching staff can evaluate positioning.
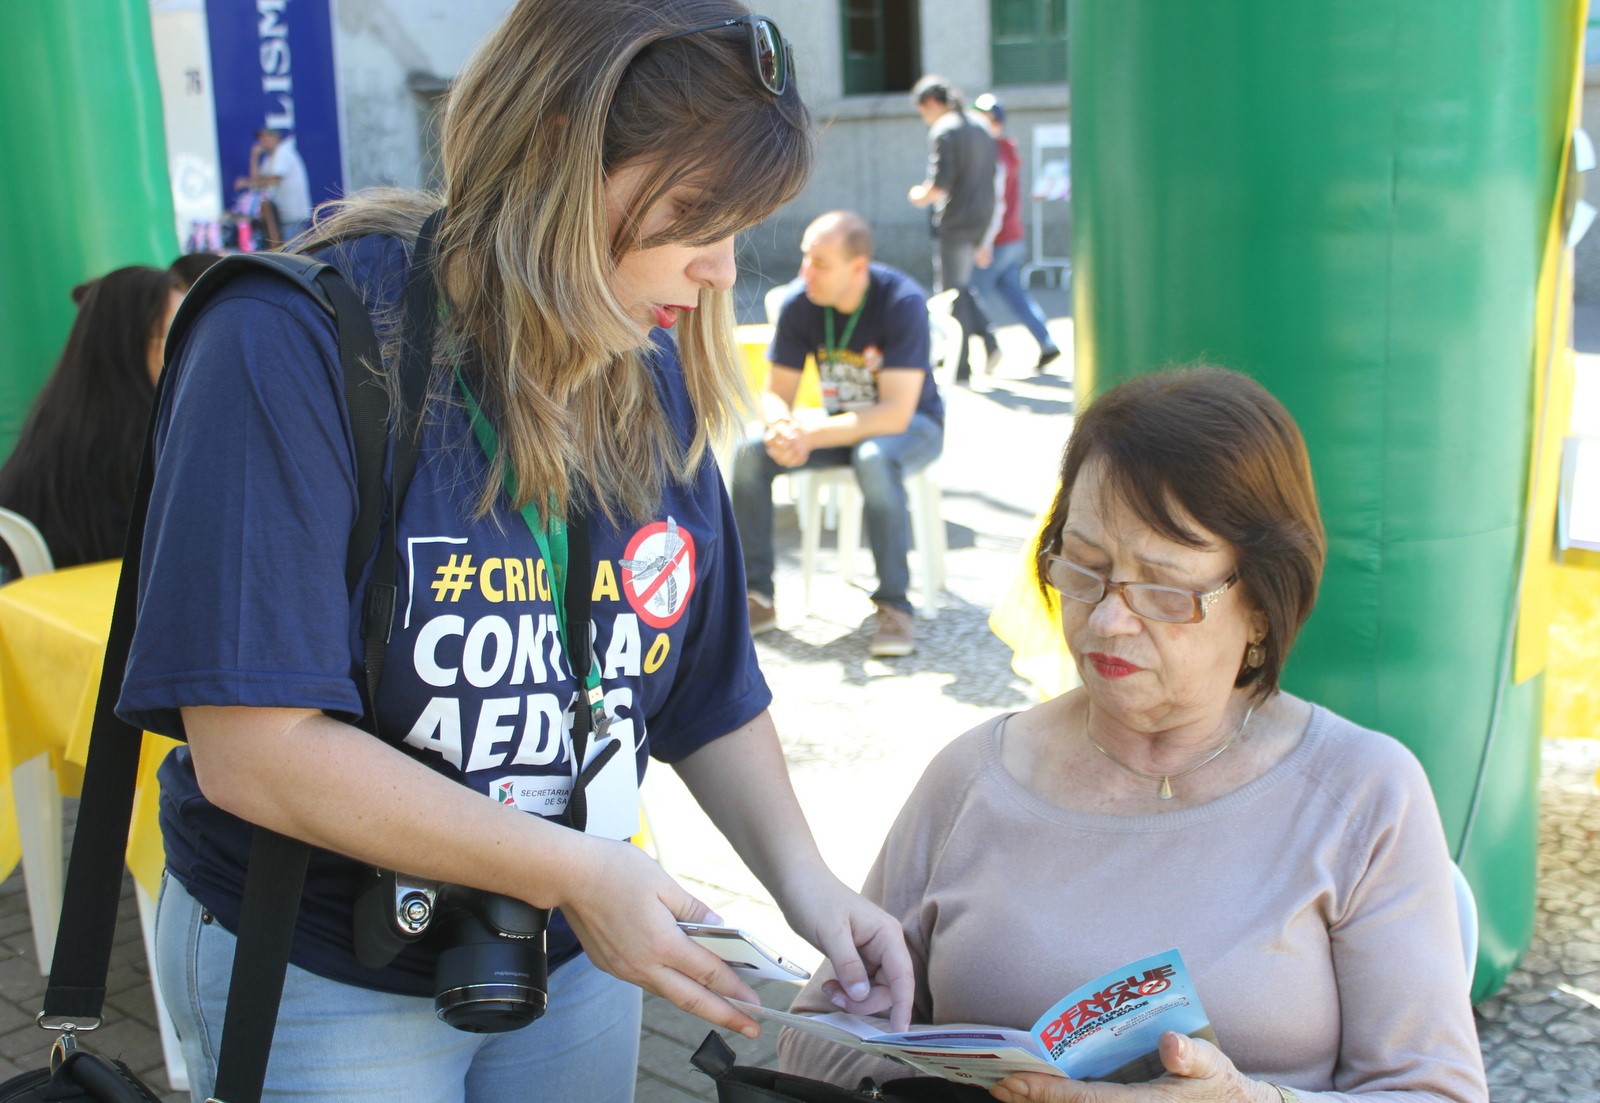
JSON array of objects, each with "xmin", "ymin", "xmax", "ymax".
[{"xmin": 741, "ymin": 948, "xmax": 1215, "ymax": 1089}]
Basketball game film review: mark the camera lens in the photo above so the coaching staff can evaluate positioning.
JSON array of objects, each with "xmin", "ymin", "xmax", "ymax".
[{"xmin": 432, "ymin": 892, "xmax": 549, "ymax": 1033}]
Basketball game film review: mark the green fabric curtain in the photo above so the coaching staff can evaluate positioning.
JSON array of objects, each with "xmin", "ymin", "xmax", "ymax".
[
  {"xmin": 1070, "ymin": 0, "xmax": 1578, "ymax": 999},
  {"xmin": 1, "ymin": 0, "xmax": 177, "ymax": 454}
]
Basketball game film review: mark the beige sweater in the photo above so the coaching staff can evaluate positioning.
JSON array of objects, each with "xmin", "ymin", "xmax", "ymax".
[{"xmin": 780, "ymin": 701, "xmax": 1487, "ymax": 1101}]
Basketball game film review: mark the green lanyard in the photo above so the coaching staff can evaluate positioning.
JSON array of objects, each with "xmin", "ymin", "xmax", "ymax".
[
  {"xmin": 454, "ymin": 369, "xmax": 605, "ymax": 716},
  {"xmin": 823, "ymin": 285, "xmax": 868, "ymax": 365}
]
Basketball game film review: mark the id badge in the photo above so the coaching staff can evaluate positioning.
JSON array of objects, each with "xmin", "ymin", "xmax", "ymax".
[
  {"xmin": 820, "ymin": 358, "xmax": 841, "ymax": 415},
  {"xmin": 578, "ymin": 719, "xmax": 641, "ymax": 840}
]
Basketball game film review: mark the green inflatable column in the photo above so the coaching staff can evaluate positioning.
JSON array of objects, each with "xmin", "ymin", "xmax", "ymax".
[
  {"xmin": 0, "ymin": 0, "xmax": 177, "ymax": 453},
  {"xmin": 1070, "ymin": 0, "xmax": 1579, "ymax": 999}
]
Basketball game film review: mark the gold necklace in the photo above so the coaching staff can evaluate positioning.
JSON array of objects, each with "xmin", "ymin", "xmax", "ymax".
[{"xmin": 1086, "ymin": 703, "xmax": 1256, "ymax": 800}]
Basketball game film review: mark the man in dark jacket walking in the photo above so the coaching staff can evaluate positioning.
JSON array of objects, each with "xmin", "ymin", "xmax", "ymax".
[{"xmin": 908, "ymin": 75, "xmax": 998, "ymax": 382}]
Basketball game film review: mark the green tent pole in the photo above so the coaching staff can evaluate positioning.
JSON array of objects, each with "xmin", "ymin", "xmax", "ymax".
[
  {"xmin": 1070, "ymin": 0, "xmax": 1579, "ymax": 999},
  {"xmin": 1, "ymin": 0, "xmax": 177, "ymax": 454}
]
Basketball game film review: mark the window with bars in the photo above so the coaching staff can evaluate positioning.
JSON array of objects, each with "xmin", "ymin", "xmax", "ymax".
[
  {"xmin": 991, "ymin": 0, "xmax": 1067, "ymax": 86},
  {"xmin": 840, "ymin": 0, "xmax": 920, "ymax": 95}
]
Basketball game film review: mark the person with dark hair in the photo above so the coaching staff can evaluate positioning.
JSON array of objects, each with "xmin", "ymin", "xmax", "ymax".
[
  {"xmin": 908, "ymin": 74, "xmax": 997, "ymax": 382},
  {"xmin": 0, "ymin": 266, "xmax": 180, "ymax": 577},
  {"xmin": 118, "ymin": 4, "xmax": 911, "ymax": 1100},
  {"xmin": 169, "ymin": 251, "xmax": 222, "ymax": 293},
  {"xmin": 970, "ymin": 93, "xmax": 1062, "ymax": 373},
  {"xmin": 781, "ymin": 367, "xmax": 1487, "ymax": 1103},
  {"xmin": 731, "ymin": 210, "xmax": 943, "ymax": 657}
]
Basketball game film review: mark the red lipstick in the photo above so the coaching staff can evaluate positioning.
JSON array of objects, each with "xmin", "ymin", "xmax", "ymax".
[
  {"xmin": 1085, "ymin": 652, "xmax": 1143, "ymax": 679},
  {"xmin": 652, "ymin": 304, "xmax": 696, "ymax": 329}
]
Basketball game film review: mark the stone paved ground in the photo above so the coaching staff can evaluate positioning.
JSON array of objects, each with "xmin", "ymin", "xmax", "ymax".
[
  {"xmin": 1473, "ymin": 743, "xmax": 1600, "ymax": 1103},
  {"xmin": 0, "ymin": 295, "xmax": 1597, "ymax": 1101}
]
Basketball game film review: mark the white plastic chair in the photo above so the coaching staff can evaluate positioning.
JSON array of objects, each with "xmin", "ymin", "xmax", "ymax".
[
  {"xmin": 796, "ymin": 465, "xmax": 946, "ymax": 616},
  {"xmin": 0, "ymin": 507, "xmax": 64, "ymax": 975},
  {"xmin": 0, "ymin": 508, "xmax": 53, "ymax": 578},
  {"xmin": 1452, "ymin": 862, "xmax": 1478, "ymax": 984},
  {"xmin": 764, "ymin": 282, "xmax": 792, "ymax": 326}
]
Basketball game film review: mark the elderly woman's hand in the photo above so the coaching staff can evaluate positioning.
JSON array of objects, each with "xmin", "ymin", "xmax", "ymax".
[{"xmin": 990, "ymin": 1033, "xmax": 1278, "ymax": 1103}]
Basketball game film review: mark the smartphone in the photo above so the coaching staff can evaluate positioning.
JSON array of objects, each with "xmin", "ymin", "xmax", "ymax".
[{"xmin": 677, "ymin": 922, "xmax": 812, "ymax": 982}]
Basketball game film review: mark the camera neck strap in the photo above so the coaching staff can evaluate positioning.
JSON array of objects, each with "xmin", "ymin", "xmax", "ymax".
[{"xmin": 452, "ymin": 369, "xmax": 614, "ymax": 833}]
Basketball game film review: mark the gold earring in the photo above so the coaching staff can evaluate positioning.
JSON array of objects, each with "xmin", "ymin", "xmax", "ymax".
[{"xmin": 1245, "ymin": 642, "xmax": 1265, "ymax": 669}]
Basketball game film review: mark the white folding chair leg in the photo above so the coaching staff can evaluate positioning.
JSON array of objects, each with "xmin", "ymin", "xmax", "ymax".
[
  {"xmin": 908, "ymin": 468, "xmax": 947, "ymax": 617},
  {"xmin": 136, "ymin": 881, "xmax": 190, "ymax": 1092},
  {"xmin": 834, "ymin": 480, "xmax": 862, "ymax": 586},
  {"xmin": 13, "ymin": 753, "xmax": 63, "ymax": 972},
  {"xmin": 712, "ymin": 434, "xmax": 737, "ymax": 484},
  {"xmin": 797, "ymin": 471, "xmax": 825, "ymax": 608},
  {"xmin": 798, "ymin": 470, "xmax": 861, "ymax": 609},
  {"xmin": 1451, "ymin": 862, "xmax": 1478, "ymax": 984}
]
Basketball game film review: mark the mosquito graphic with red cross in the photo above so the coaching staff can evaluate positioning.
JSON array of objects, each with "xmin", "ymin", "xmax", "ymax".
[{"xmin": 619, "ymin": 516, "xmax": 697, "ymax": 629}]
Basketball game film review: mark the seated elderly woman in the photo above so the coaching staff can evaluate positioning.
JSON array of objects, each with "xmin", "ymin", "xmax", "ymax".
[{"xmin": 779, "ymin": 367, "xmax": 1486, "ymax": 1102}]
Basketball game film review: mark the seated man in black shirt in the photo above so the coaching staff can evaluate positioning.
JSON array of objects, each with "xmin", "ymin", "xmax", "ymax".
[{"xmin": 730, "ymin": 211, "xmax": 944, "ymax": 657}]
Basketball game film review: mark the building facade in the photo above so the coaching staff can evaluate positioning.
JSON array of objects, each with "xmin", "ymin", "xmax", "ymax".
[{"xmin": 329, "ymin": 0, "xmax": 1070, "ymax": 288}]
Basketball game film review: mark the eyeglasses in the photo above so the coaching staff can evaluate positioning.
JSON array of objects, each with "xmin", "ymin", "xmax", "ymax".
[
  {"xmin": 653, "ymin": 14, "xmax": 793, "ymax": 97},
  {"xmin": 1044, "ymin": 556, "xmax": 1237, "ymax": 624}
]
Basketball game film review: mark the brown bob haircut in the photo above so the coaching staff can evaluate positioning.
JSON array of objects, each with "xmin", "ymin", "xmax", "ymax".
[{"xmin": 1035, "ymin": 366, "xmax": 1327, "ymax": 699}]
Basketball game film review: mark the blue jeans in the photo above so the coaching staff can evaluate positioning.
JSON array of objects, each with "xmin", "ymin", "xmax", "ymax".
[
  {"xmin": 730, "ymin": 412, "xmax": 943, "ymax": 614},
  {"xmin": 154, "ymin": 874, "xmax": 642, "ymax": 1102},
  {"xmin": 936, "ymin": 230, "xmax": 993, "ymax": 375},
  {"xmin": 970, "ymin": 240, "xmax": 1058, "ymax": 353}
]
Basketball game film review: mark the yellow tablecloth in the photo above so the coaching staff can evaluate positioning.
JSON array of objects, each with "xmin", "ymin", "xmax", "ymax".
[
  {"xmin": 0, "ymin": 560, "xmax": 176, "ymax": 896},
  {"xmin": 735, "ymin": 323, "xmax": 823, "ymax": 412}
]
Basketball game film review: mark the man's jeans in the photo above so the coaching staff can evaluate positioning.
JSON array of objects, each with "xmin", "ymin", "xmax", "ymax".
[
  {"xmin": 970, "ymin": 240, "xmax": 1057, "ymax": 352},
  {"xmin": 935, "ymin": 231, "xmax": 993, "ymax": 375},
  {"xmin": 731, "ymin": 412, "xmax": 944, "ymax": 614}
]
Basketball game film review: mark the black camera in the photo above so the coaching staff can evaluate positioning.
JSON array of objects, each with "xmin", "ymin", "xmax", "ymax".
[{"xmin": 353, "ymin": 869, "xmax": 549, "ymax": 1033}]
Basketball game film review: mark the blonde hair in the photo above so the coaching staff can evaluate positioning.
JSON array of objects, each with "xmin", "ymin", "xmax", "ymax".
[{"xmin": 299, "ymin": 0, "xmax": 811, "ymax": 522}]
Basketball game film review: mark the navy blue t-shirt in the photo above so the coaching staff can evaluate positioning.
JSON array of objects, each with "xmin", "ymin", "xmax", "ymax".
[
  {"xmin": 118, "ymin": 233, "xmax": 771, "ymax": 994},
  {"xmin": 768, "ymin": 264, "xmax": 943, "ymax": 427}
]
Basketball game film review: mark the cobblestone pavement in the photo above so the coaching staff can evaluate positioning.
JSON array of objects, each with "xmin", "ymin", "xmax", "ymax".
[
  {"xmin": 1473, "ymin": 743, "xmax": 1600, "ymax": 1103},
  {"xmin": 0, "ymin": 300, "xmax": 1597, "ymax": 1101}
]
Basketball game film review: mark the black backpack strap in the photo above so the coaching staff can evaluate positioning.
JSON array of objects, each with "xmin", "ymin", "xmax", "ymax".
[
  {"xmin": 357, "ymin": 210, "xmax": 440, "ymax": 716},
  {"xmin": 42, "ymin": 246, "xmax": 415, "ymax": 1103},
  {"xmin": 207, "ymin": 826, "xmax": 312, "ymax": 1103},
  {"xmin": 37, "ymin": 376, "xmax": 162, "ymax": 1025}
]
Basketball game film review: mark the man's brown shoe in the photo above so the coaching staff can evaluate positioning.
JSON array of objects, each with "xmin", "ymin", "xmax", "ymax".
[
  {"xmin": 747, "ymin": 593, "xmax": 777, "ymax": 636},
  {"xmin": 870, "ymin": 602, "xmax": 916, "ymax": 657}
]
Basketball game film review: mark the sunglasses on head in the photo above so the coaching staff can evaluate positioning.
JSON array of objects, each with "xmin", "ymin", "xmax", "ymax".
[{"xmin": 654, "ymin": 14, "xmax": 793, "ymax": 97}]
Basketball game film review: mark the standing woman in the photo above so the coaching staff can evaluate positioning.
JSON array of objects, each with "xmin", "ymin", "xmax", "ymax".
[
  {"xmin": 120, "ymin": 3, "xmax": 911, "ymax": 1101},
  {"xmin": 0, "ymin": 266, "xmax": 181, "ymax": 577}
]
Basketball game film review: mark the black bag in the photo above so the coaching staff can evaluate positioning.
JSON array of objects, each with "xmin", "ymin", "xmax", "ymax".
[
  {"xmin": 0, "ymin": 1042, "xmax": 164, "ymax": 1102},
  {"xmin": 690, "ymin": 1032, "xmax": 992, "ymax": 1103}
]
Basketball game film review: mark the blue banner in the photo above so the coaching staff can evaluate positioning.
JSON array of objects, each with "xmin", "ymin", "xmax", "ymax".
[{"xmin": 205, "ymin": 0, "xmax": 344, "ymax": 215}]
